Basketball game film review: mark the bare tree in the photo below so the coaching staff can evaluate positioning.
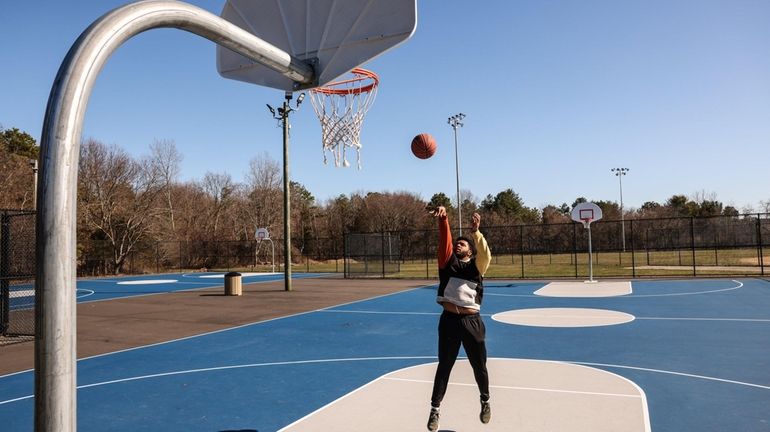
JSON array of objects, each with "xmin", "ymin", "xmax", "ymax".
[
  {"xmin": 0, "ymin": 149, "xmax": 34, "ymax": 209},
  {"xmin": 759, "ymin": 199, "xmax": 770, "ymax": 214},
  {"xmin": 245, "ymin": 153, "xmax": 282, "ymax": 237},
  {"xmin": 79, "ymin": 139, "xmax": 165, "ymax": 273},
  {"xmin": 170, "ymin": 181, "xmax": 209, "ymax": 241},
  {"xmin": 357, "ymin": 191, "xmax": 429, "ymax": 232},
  {"xmin": 148, "ymin": 139, "xmax": 182, "ymax": 236},
  {"xmin": 201, "ymin": 171, "xmax": 234, "ymax": 238}
]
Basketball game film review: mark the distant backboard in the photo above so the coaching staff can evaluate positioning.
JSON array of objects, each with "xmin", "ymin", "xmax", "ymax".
[
  {"xmin": 217, "ymin": 0, "xmax": 417, "ymax": 91},
  {"xmin": 571, "ymin": 202, "xmax": 603, "ymax": 227},
  {"xmin": 256, "ymin": 227, "xmax": 270, "ymax": 241}
]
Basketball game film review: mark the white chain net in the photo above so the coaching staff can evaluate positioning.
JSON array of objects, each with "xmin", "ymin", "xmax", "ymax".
[{"xmin": 309, "ymin": 71, "xmax": 378, "ymax": 168}]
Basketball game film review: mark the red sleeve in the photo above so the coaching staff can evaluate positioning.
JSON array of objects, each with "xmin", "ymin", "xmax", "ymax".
[{"xmin": 438, "ymin": 215, "xmax": 452, "ymax": 269}]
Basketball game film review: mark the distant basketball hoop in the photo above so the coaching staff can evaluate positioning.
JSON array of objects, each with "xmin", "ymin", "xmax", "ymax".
[
  {"xmin": 571, "ymin": 203, "xmax": 603, "ymax": 228},
  {"xmin": 309, "ymin": 68, "xmax": 379, "ymax": 169},
  {"xmin": 570, "ymin": 202, "xmax": 603, "ymax": 283},
  {"xmin": 256, "ymin": 227, "xmax": 270, "ymax": 241},
  {"xmin": 255, "ymin": 228, "xmax": 274, "ymax": 272}
]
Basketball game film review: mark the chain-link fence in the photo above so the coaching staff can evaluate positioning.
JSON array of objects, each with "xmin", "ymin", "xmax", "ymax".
[
  {"xmin": 77, "ymin": 236, "xmax": 344, "ymax": 276},
  {"xmin": 344, "ymin": 213, "xmax": 769, "ymax": 279},
  {"xmin": 5, "ymin": 212, "xmax": 765, "ymax": 340},
  {"xmin": 1, "ymin": 209, "xmax": 36, "ymax": 344}
]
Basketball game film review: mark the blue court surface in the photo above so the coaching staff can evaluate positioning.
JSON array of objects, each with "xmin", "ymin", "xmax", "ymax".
[
  {"xmin": 1, "ymin": 278, "xmax": 769, "ymax": 431},
  {"xmin": 7, "ymin": 271, "xmax": 328, "ymax": 310}
]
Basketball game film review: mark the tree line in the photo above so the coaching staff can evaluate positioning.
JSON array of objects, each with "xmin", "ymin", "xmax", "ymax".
[{"xmin": 2, "ymin": 125, "xmax": 769, "ymax": 273}]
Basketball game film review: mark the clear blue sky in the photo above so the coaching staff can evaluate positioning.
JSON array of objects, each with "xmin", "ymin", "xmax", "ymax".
[{"xmin": 2, "ymin": 1, "xmax": 769, "ymax": 211}]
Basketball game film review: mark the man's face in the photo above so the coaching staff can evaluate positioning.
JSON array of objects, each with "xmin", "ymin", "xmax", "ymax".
[{"xmin": 454, "ymin": 239, "xmax": 472, "ymax": 259}]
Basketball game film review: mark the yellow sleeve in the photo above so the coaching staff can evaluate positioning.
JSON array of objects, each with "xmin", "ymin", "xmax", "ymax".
[{"xmin": 470, "ymin": 230, "xmax": 491, "ymax": 275}]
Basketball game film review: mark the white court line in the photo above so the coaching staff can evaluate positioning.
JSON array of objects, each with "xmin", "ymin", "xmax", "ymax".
[
  {"xmin": 0, "ymin": 284, "xmax": 432, "ymax": 379},
  {"xmin": 117, "ymin": 279, "xmax": 178, "ymax": 285},
  {"xmin": 75, "ymin": 273, "xmax": 330, "ymax": 305},
  {"xmin": 310, "ymin": 309, "xmax": 770, "ymax": 322},
  {"xmin": 0, "ymin": 356, "xmax": 436, "ymax": 406},
  {"xmin": 636, "ymin": 316, "xmax": 770, "ymax": 322},
  {"xmin": 2, "ymin": 355, "xmax": 767, "ymax": 406},
  {"xmin": 630, "ymin": 280, "xmax": 743, "ymax": 297},
  {"xmin": 76, "ymin": 288, "xmax": 95, "ymax": 299},
  {"xmin": 320, "ymin": 309, "xmax": 440, "ymax": 316},
  {"xmin": 568, "ymin": 360, "xmax": 770, "ymax": 390},
  {"xmin": 383, "ymin": 376, "xmax": 642, "ymax": 398},
  {"xmin": 487, "ymin": 279, "xmax": 744, "ymax": 298}
]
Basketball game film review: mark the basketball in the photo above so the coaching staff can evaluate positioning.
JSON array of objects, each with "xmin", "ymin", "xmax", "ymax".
[{"xmin": 411, "ymin": 133, "xmax": 437, "ymax": 159}]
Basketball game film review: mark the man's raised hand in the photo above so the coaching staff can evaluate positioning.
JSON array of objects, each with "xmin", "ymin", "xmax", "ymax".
[
  {"xmin": 431, "ymin": 206, "xmax": 447, "ymax": 218},
  {"xmin": 471, "ymin": 212, "xmax": 481, "ymax": 232}
]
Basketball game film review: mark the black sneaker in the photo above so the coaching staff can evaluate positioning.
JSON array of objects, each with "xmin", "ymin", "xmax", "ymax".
[
  {"xmin": 427, "ymin": 408, "xmax": 440, "ymax": 431},
  {"xmin": 480, "ymin": 400, "xmax": 491, "ymax": 424}
]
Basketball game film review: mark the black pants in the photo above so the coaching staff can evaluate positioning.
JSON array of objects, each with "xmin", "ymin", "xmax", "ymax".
[{"xmin": 430, "ymin": 310, "xmax": 490, "ymax": 407}]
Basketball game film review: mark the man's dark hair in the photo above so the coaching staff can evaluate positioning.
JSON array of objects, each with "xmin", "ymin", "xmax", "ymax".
[{"xmin": 455, "ymin": 236, "xmax": 477, "ymax": 256}]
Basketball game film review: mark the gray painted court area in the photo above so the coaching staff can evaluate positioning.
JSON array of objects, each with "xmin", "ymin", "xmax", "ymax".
[{"xmin": 281, "ymin": 358, "xmax": 649, "ymax": 431}]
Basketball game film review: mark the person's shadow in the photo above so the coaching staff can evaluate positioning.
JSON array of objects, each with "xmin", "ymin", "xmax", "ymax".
[{"xmin": 219, "ymin": 429, "xmax": 258, "ymax": 432}]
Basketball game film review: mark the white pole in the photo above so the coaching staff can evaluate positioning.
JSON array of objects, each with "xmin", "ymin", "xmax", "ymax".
[
  {"xmin": 612, "ymin": 167, "xmax": 629, "ymax": 252},
  {"xmin": 587, "ymin": 224, "xmax": 594, "ymax": 282},
  {"xmin": 453, "ymin": 128, "xmax": 462, "ymax": 235},
  {"xmin": 448, "ymin": 113, "xmax": 465, "ymax": 235},
  {"xmin": 619, "ymin": 173, "xmax": 625, "ymax": 252}
]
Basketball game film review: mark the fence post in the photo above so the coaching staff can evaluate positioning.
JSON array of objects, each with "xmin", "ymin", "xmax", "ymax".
[
  {"xmin": 630, "ymin": 219, "xmax": 636, "ymax": 278},
  {"xmin": 381, "ymin": 231, "xmax": 386, "ymax": 278},
  {"xmin": 425, "ymin": 229, "xmax": 430, "ymax": 279},
  {"xmin": 343, "ymin": 233, "xmax": 348, "ymax": 279},
  {"xmin": 519, "ymin": 225, "xmax": 525, "ymax": 278},
  {"xmin": 1, "ymin": 213, "xmax": 10, "ymax": 334},
  {"xmin": 645, "ymin": 228, "xmax": 650, "ymax": 265},
  {"xmin": 690, "ymin": 217, "xmax": 696, "ymax": 276},
  {"xmin": 757, "ymin": 215, "xmax": 765, "ymax": 276},
  {"xmin": 572, "ymin": 223, "xmax": 578, "ymax": 278}
]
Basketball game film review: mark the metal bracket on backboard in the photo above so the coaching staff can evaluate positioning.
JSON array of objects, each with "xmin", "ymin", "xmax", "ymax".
[{"xmin": 293, "ymin": 58, "xmax": 320, "ymax": 90}]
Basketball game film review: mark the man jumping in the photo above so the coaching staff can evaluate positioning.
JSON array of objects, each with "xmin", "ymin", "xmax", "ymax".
[{"xmin": 427, "ymin": 206, "xmax": 492, "ymax": 431}]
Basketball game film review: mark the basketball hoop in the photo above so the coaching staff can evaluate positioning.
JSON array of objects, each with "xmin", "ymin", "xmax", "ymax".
[
  {"xmin": 309, "ymin": 68, "xmax": 379, "ymax": 169},
  {"xmin": 579, "ymin": 209, "xmax": 595, "ymax": 229}
]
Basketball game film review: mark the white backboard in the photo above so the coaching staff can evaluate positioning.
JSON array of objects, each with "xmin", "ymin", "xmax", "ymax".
[
  {"xmin": 256, "ymin": 227, "xmax": 270, "ymax": 240},
  {"xmin": 217, "ymin": 0, "xmax": 417, "ymax": 91},
  {"xmin": 571, "ymin": 202, "xmax": 603, "ymax": 225}
]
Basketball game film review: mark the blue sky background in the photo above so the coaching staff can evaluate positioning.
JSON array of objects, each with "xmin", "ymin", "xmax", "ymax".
[{"xmin": 1, "ymin": 0, "xmax": 769, "ymax": 211}]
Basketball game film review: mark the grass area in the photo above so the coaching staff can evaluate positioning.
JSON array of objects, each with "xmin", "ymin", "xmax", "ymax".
[
  {"xmin": 203, "ymin": 248, "xmax": 769, "ymax": 279},
  {"xmin": 344, "ymin": 248, "xmax": 767, "ymax": 279}
]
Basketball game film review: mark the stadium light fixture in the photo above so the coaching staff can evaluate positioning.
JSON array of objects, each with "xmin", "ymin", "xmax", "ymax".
[
  {"xmin": 611, "ymin": 167, "xmax": 630, "ymax": 252},
  {"xmin": 448, "ymin": 113, "xmax": 466, "ymax": 234}
]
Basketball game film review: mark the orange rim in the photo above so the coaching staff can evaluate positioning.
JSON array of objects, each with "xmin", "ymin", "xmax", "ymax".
[{"xmin": 310, "ymin": 68, "xmax": 379, "ymax": 95}]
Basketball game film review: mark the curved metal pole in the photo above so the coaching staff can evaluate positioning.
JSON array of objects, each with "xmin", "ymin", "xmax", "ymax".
[{"xmin": 35, "ymin": 2, "xmax": 314, "ymax": 430}]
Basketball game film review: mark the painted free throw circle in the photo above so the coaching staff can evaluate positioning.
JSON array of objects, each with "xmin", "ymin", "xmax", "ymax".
[{"xmin": 492, "ymin": 308, "xmax": 635, "ymax": 328}]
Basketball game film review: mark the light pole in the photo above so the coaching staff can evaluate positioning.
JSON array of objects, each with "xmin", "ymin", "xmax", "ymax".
[
  {"xmin": 448, "ymin": 113, "xmax": 465, "ymax": 235},
  {"xmin": 267, "ymin": 91, "xmax": 305, "ymax": 291},
  {"xmin": 611, "ymin": 167, "xmax": 629, "ymax": 252}
]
